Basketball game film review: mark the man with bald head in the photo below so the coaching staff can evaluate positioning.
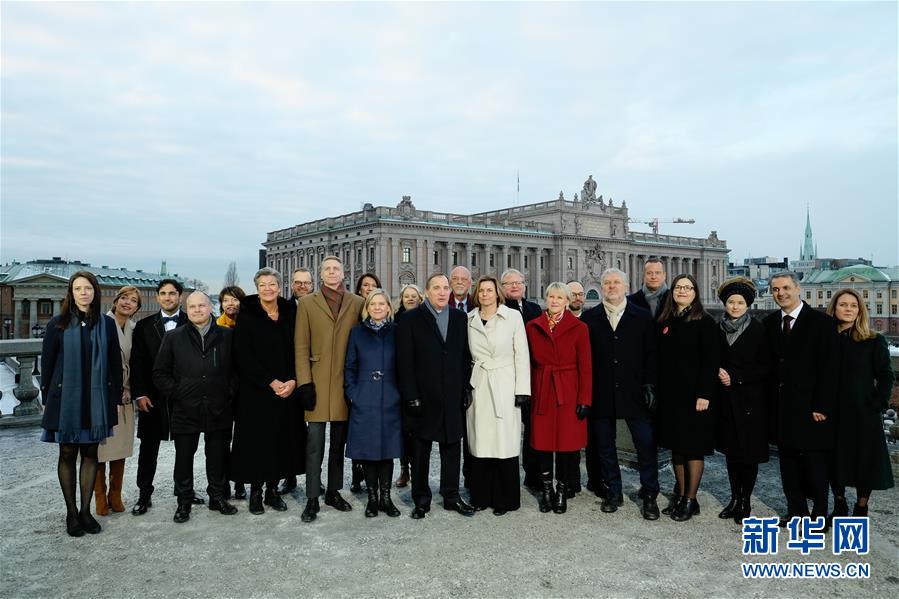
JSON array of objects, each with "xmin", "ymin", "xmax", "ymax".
[
  {"xmin": 567, "ymin": 281, "xmax": 586, "ymax": 318},
  {"xmin": 154, "ymin": 292, "xmax": 238, "ymax": 523},
  {"xmin": 450, "ymin": 266, "xmax": 474, "ymax": 313}
]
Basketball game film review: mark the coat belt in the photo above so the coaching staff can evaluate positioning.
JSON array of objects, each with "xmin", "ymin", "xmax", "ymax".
[
  {"xmin": 470, "ymin": 357, "xmax": 515, "ymax": 418},
  {"xmin": 534, "ymin": 364, "xmax": 577, "ymax": 415}
]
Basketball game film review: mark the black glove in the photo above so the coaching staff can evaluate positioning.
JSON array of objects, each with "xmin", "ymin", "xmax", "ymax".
[
  {"xmin": 462, "ymin": 389, "xmax": 473, "ymax": 410},
  {"xmin": 643, "ymin": 384, "xmax": 657, "ymax": 415},
  {"xmin": 344, "ymin": 393, "xmax": 352, "ymax": 407},
  {"xmin": 576, "ymin": 404, "xmax": 590, "ymax": 420},
  {"xmin": 297, "ymin": 383, "xmax": 316, "ymax": 411},
  {"xmin": 514, "ymin": 394, "xmax": 530, "ymax": 408},
  {"xmin": 406, "ymin": 398, "xmax": 422, "ymax": 415}
]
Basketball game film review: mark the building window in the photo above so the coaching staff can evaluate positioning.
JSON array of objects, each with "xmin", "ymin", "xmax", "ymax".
[
  {"xmin": 38, "ymin": 300, "xmax": 53, "ymax": 316},
  {"xmin": 433, "ymin": 251, "xmax": 439, "ymax": 266},
  {"xmin": 817, "ymin": 290, "xmax": 823, "ymax": 299},
  {"xmin": 876, "ymin": 304, "xmax": 883, "ymax": 315},
  {"xmin": 617, "ymin": 260, "xmax": 622, "ymax": 269},
  {"xmin": 489, "ymin": 253, "xmax": 495, "ymax": 268},
  {"xmin": 471, "ymin": 253, "xmax": 477, "ymax": 267},
  {"xmin": 567, "ymin": 257, "xmax": 574, "ymax": 270},
  {"xmin": 826, "ymin": 290, "xmax": 832, "ymax": 299},
  {"xmin": 524, "ymin": 256, "xmax": 529, "ymax": 268},
  {"xmin": 507, "ymin": 255, "xmax": 512, "ymax": 268},
  {"xmin": 452, "ymin": 251, "xmax": 459, "ymax": 265},
  {"xmin": 876, "ymin": 291, "xmax": 882, "ymax": 299},
  {"xmin": 863, "ymin": 290, "xmax": 869, "ymax": 299},
  {"xmin": 540, "ymin": 255, "xmax": 545, "ymax": 269},
  {"xmin": 586, "ymin": 289, "xmax": 600, "ymax": 300},
  {"xmin": 892, "ymin": 304, "xmax": 897, "ymax": 315},
  {"xmin": 356, "ymin": 248, "xmax": 362, "ymax": 264},
  {"xmin": 892, "ymin": 289, "xmax": 897, "ymax": 299},
  {"xmin": 344, "ymin": 250, "xmax": 350, "ymax": 265},
  {"xmin": 402, "ymin": 247, "xmax": 412, "ymax": 263},
  {"xmin": 299, "ymin": 255, "xmax": 305, "ymax": 267},
  {"xmin": 368, "ymin": 247, "xmax": 375, "ymax": 262}
]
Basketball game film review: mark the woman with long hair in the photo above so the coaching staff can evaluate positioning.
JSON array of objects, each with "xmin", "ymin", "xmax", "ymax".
[
  {"xmin": 40, "ymin": 271, "xmax": 123, "ymax": 536},
  {"xmin": 657, "ymin": 274, "xmax": 720, "ymax": 522},
  {"xmin": 826, "ymin": 288, "xmax": 894, "ymax": 519},
  {"xmin": 94, "ymin": 286, "xmax": 140, "ymax": 516}
]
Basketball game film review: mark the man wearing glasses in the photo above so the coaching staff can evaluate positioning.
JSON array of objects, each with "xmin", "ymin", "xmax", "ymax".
[
  {"xmin": 291, "ymin": 268, "xmax": 314, "ymax": 306},
  {"xmin": 500, "ymin": 269, "xmax": 542, "ymax": 490},
  {"xmin": 568, "ymin": 281, "xmax": 586, "ymax": 318}
]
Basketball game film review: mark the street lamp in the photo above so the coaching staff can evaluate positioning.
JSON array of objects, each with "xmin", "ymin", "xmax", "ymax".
[
  {"xmin": 2, "ymin": 317, "xmax": 11, "ymax": 339},
  {"xmin": 31, "ymin": 323, "xmax": 45, "ymax": 338}
]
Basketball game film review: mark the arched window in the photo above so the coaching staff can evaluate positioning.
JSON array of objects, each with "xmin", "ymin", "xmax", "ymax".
[{"xmin": 586, "ymin": 289, "xmax": 600, "ymax": 300}]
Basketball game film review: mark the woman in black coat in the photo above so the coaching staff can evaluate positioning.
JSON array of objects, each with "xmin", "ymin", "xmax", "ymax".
[
  {"xmin": 393, "ymin": 283, "xmax": 423, "ymax": 488},
  {"xmin": 40, "ymin": 271, "xmax": 123, "ymax": 536},
  {"xmin": 230, "ymin": 268, "xmax": 305, "ymax": 515},
  {"xmin": 714, "ymin": 277, "xmax": 769, "ymax": 524},
  {"xmin": 826, "ymin": 288, "xmax": 895, "ymax": 519},
  {"xmin": 657, "ymin": 274, "xmax": 720, "ymax": 522}
]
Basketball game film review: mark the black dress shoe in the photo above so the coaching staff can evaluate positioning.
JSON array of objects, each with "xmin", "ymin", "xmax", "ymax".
[
  {"xmin": 718, "ymin": 496, "xmax": 738, "ymax": 519},
  {"xmin": 410, "ymin": 505, "xmax": 428, "ymax": 519},
  {"xmin": 264, "ymin": 489, "xmax": 288, "ymax": 512},
  {"xmin": 249, "ymin": 489, "xmax": 265, "ymax": 515},
  {"xmin": 66, "ymin": 513, "xmax": 85, "ymax": 537},
  {"xmin": 671, "ymin": 498, "xmax": 700, "ymax": 522},
  {"xmin": 493, "ymin": 509, "xmax": 508, "ymax": 516},
  {"xmin": 778, "ymin": 513, "xmax": 805, "ymax": 527},
  {"xmin": 301, "ymin": 498, "xmax": 320, "ymax": 522},
  {"xmin": 852, "ymin": 503, "xmax": 868, "ymax": 517},
  {"xmin": 131, "ymin": 497, "xmax": 152, "ymax": 516},
  {"xmin": 662, "ymin": 496, "xmax": 684, "ymax": 516},
  {"xmin": 324, "ymin": 491, "xmax": 353, "ymax": 512},
  {"xmin": 233, "ymin": 484, "xmax": 247, "ymax": 500},
  {"xmin": 79, "ymin": 512, "xmax": 101, "ymax": 534},
  {"xmin": 642, "ymin": 496, "xmax": 660, "ymax": 521},
  {"xmin": 208, "ymin": 498, "xmax": 239, "ymax": 515},
  {"xmin": 444, "ymin": 498, "xmax": 476, "ymax": 516},
  {"xmin": 173, "ymin": 503, "xmax": 191, "ymax": 524},
  {"xmin": 538, "ymin": 482, "xmax": 555, "ymax": 513},
  {"xmin": 601, "ymin": 493, "xmax": 624, "ymax": 513},
  {"xmin": 278, "ymin": 477, "xmax": 297, "ymax": 495},
  {"xmin": 191, "ymin": 495, "xmax": 205, "ymax": 505}
]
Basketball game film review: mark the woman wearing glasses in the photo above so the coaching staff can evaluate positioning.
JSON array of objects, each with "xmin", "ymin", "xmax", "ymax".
[{"xmin": 656, "ymin": 274, "xmax": 720, "ymax": 522}]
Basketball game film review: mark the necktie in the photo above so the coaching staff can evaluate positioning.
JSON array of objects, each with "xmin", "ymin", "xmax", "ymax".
[
  {"xmin": 782, "ymin": 314, "xmax": 793, "ymax": 334},
  {"xmin": 162, "ymin": 316, "xmax": 178, "ymax": 325},
  {"xmin": 457, "ymin": 301, "xmax": 464, "ymax": 312}
]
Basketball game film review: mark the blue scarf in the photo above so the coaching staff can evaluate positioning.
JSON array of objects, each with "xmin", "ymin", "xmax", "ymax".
[{"xmin": 58, "ymin": 314, "xmax": 110, "ymax": 442}]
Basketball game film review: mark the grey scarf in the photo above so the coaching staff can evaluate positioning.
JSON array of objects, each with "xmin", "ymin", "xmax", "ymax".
[
  {"xmin": 641, "ymin": 282, "xmax": 668, "ymax": 317},
  {"xmin": 424, "ymin": 299, "xmax": 449, "ymax": 341},
  {"xmin": 194, "ymin": 319, "xmax": 212, "ymax": 351},
  {"xmin": 720, "ymin": 312, "xmax": 751, "ymax": 346}
]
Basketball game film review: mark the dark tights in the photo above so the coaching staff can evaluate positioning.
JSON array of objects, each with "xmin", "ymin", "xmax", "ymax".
[
  {"xmin": 831, "ymin": 483, "xmax": 873, "ymax": 507},
  {"xmin": 58, "ymin": 443, "xmax": 99, "ymax": 516},
  {"xmin": 362, "ymin": 460, "xmax": 394, "ymax": 490},
  {"xmin": 726, "ymin": 460, "xmax": 759, "ymax": 499},
  {"xmin": 672, "ymin": 453, "xmax": 704, "ymax": 500}
]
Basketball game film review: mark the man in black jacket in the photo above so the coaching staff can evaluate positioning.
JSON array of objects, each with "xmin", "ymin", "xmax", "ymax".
[
  {"xmin": 763, "ymin": 272, "xmax": 838, "ymax": 525},
  {"xmin": 500, "ymin": 268, "xmax": 543, "ymax": 490},
  {"xmin": 627, "ymin": 257, "xmax": 669, "ymax": 320},
  {"xmin": 397, "ymin": 273, "xmax": 476, "ymax": 519},
  {"xmin": 583, "ymin": 269, "xmax": 660, "ymax": 520},
  {"xmin": 153, "ymin": 292, "xmax": 238, "ymax": 523},
  {"xmin": 130, "ymin": 278, "xmax": 198, "ymax": 515}
]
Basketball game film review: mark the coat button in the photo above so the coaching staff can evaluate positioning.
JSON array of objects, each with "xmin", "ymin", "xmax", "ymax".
[{"xmin": 613, "ymin": 359, "xmax": 618, "ymax": 364}]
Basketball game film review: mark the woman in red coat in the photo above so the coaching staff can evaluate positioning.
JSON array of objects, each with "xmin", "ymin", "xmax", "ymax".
[{"xmin": 526, "ymin": 282, "xmax": 592, "ymax": 514}]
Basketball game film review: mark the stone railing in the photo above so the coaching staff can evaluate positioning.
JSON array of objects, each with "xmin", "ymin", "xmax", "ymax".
[{"xmin": 0, "ymin": 339, "xmax": 43, "ymax": 425}]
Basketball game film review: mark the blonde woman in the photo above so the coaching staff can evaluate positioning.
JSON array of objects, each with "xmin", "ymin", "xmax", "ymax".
[{"xmin": 826, "ymin": 288, "xmax": 894, "ymax": 519}]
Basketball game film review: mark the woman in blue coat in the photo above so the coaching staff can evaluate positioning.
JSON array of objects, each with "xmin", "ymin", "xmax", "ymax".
[{"xmin": 344, "ymin": 289, "xmax": 403, "ymax": 517}]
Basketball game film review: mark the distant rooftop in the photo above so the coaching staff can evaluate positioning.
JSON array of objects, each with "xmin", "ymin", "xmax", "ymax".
[
  {"xmin": 0, "ymin": 258, "xmax": 181, "ymax": 288},
  {"xmin": 801, "ymin": 264, "xmax": 899, "ymax": 284}
]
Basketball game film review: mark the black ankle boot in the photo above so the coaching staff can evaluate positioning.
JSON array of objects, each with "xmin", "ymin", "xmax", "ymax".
[
  {"xmin": 719, "ymin": 495, "xmax": 738, "ymax": 519},
  {"xmin": 79, "ymin": 511, "xmax": 101, "ymax": 534},
  {"xmin": 553, "ymin": 483, "xmax": 567, "ymax": 514},
  {"xmin": 663, "ymin": 495, "xmax": 684, "ymax": 516},
  {"xmin": 830, "ymin": 496, "xmax": 849, "ymax": 519},
  {"xmin": 264, "ymin": 488, "xmax": 287, "ymax": 511},
  {"xmin": 672, "ymin": 497, "xmax": 700, "ymax": 522},
  {"xmin": 66, "ymin": 512, "xmax": 85, "ymax": 537},
  {"xmin": 350, "ymin": 462, "xmax": 365, "ymax": 493},
  {"xmin": 538, "ymin": 481, "xmax": 554, "ymax": 513},
  {"xmin": 852, "ymin": 503, "xmax": 868, "ymax": 517},
  {"xmin": 249, "ymin": 488, "xmax": 264, "ymax": 515},
  {"xmin": 365, "ymin": 489, "xmax": 379, "ymax": 517},
  {"xmin": 379, "ymin": 484, "xmax": 400, "ymax": 517}
]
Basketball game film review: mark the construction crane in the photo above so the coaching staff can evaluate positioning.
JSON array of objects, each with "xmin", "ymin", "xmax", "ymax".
[{"xmin": 628, "ymin": 217, "xmax": 695, "ymax": 235}]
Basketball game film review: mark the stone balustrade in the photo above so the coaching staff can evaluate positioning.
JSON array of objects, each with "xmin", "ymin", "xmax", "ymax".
[{"xmin": 0, "ymin": 338, "xmax": 43, "ymax": 426}]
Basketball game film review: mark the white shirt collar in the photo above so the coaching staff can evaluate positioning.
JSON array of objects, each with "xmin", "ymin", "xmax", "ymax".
[{"xmin": 780, "ymin": 302, "xmax": 803, "ymax": 321}]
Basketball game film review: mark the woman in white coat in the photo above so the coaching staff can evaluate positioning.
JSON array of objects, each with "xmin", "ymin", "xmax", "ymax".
[{"xmin": 466, "ymin": 275, "xmax": 531, "ymax": 515}]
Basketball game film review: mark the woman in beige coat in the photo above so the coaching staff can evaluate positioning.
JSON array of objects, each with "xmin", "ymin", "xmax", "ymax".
[
  {"xmin": 95, "ymin": 286, "xmax": 139, "ymax": 515},
  {"xmin": 466, "ymin": 276, "xmax": 531, "ymax": 515}
]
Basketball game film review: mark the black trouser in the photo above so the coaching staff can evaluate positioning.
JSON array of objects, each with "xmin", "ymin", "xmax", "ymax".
[
  {"xmin": 411, "ymin": 437, "xmax": 461, "ymax": 508},
  {"xmin": 173, "ymin": 430, "xmax": 231, "ymax": 503},
  {"xmin": 593, "ymin": 417, "xmax": 659, "ymax": 497},
  {"xmin": 538, "ymin": 450, "xmax": 579, "ymax": 485},
  {"xmin": 361, "ymin": 460, "xmax": 394, "ymax": 490},
  {"xmin": 305, "ymin": 422, "xmax": 347, "ymax": 498},
  {"xmin": 136, "ymin": 436, "xmax": 162, "ymax": 499},
  {"xmin": 521, "ymin": 403, "xmax": 538, "ymax": 483},
  {"xmin": 469, "ymin": 456, "xmax": 520, "ymax": 511},
  {"xmin": 779, "ymin": 448, "xmax": 829, "ymax": 518}
]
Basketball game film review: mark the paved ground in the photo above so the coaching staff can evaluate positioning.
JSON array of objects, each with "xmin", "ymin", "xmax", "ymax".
[{"xmin": 1, "ymin": 423, "xmax": 897, "ymax": 598}]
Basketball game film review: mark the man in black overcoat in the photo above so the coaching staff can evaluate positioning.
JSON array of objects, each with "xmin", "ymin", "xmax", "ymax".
[
  {"xmin": 627, "ymin": 257, "xmax": 669, "ymax": 320},
  {"xmin": 397, "ymin": 273, "xmax": 476, "ymax": 519},
  {"xmin": 500, "ymin": 268, "xmax": 543, "ymax": 490},
  {"xmin": 153, "ymin": 292, "xmax": 238, "ymax": 523},
  {"xmin": 763, "ymin": 272, "xmax": 838, "ymax": 524},
  {"xmin": 130, "ymin": 278, "xmax": 199, "ymax": 515},
  {"xmin": 583, "ymin": 268, "xmax": 660, "ymax": 520}
]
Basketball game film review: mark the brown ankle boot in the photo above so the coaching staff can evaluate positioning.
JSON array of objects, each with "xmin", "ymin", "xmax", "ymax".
[
  {"xmin": 94, "ymin": 464, "xmax": 109, "ymax": 516},
  {"xmin": 107, "ymin": 459, "xmax": 126, "ymax": 512}
]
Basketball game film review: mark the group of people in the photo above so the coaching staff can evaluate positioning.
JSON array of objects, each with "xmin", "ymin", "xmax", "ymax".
[{"xmin": 40, "ymin": 256, "xmax": 894, "ymax": 537}]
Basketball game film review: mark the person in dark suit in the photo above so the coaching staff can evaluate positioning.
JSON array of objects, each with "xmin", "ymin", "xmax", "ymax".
[
  {"xmin": 826, "ymin": 288, "xmax": 894, "ymax": 519},
  {"xmin": 450, "ymin": 266, "xmax": 475, "ymax": 313},
  {"xmin": 763, "ymin": 271, "xmax": 838, "ymax": 526},
  {"xmin": 130, "ymin": 278, "xmax": 194, "ymax": 515},
  {"xmin": 396, "ymin": 273, "xmax": 476, "ymax": 519},
  {"xmin": 714, "ymin": 277, "xmax": 769, "ymax": 524},
  {"xmin": 628, "ymin": 257, "xmax": 669, "ymax": 320},
  {"xmin": 501, "ymin": 268, "xmax": 543, "ymax": 491},
  {"xmin": 153, "ymin": 291, "xmax": 238, "ymax": 523},
  {"xmin": 657, "ymin": 274, "xmax": 720, "ymax": 522},
  {"xmin": 582, "ymin": 268, "xmax": 660, "ymax": 520}
]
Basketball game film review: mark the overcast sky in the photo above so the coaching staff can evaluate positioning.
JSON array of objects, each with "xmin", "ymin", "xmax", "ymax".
[{"xmin": 2, "ymin": 1, "xmax": 896, "ymax": 291}]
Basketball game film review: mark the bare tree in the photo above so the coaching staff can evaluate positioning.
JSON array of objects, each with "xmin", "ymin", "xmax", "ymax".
[
  {"xmin": 224, "ymin": 261, "xmax": 240, "ymax": 286},
  {"xmin": 184, "ymin": 278, "xmax": 209, "ymax": 294}
]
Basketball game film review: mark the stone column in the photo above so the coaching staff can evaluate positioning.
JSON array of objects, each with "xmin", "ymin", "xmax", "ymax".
[
  {"xmin": 390, "ymin": 238, "xmax": 399, "ymax": 297},
  {"xmin": 27, "ymin": 300, "xmax": 37, "ymax": 337},
  {"xmin": 416, "ymin": 238, "xmax": 426, "ymax": 287},
  {"xmin": 13, "ymin": 299, "xmax": 21, "ymax": 339},
  {"xmin": 52, "ymin": 299, "xmax": 61, "ymax": 317}
]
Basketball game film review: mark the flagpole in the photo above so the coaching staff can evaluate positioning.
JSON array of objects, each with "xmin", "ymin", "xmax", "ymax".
[{"xmin": 516, "ymin": 170, "xmax": 519, "ymax": 206}]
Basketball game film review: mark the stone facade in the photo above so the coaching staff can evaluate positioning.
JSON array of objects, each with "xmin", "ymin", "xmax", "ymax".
[{"xmin": 262, "ymin": 194, "xmax": 729, "ymax": 306}]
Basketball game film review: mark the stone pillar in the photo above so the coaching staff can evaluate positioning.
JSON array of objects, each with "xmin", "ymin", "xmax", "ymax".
[
  {"xmin": 13, "ymin": 354, "xmax": 41, "ymax": 416},
  {"xmin": 390, "ymin": 238, "xmax": 399, "ymax": 296},
  {"xmin": 52, "ymin": 299, "xmax": 61, "ymax": 317},
  {"xmin": 13, "ymin": 299, "xmax": 21, "ymax": 339},
  {"xmin": 498, "ymin": 245, "xmax": 508, "ymax": 276},
  {"xmin": 416, "ymin": 238, "xmax": 426, "ymax": 287},
  {"xmin": 27, "ymin": 300, "xmax": 37, "ymax": 337}
]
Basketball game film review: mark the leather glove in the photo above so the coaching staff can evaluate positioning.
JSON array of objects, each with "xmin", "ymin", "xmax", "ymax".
[
  {"xmin": 297, "ymin": 383, "xmax": 316, "ymax": 411},
  {"xmin": 462, "ymin": 389, "xmax": 473, "ymax": 410},
  {"xmin": 514, "ymin": 394, "xmax": 530, "ymax": 408},
  {"xmin": 576, "ymin": 404, "xmax": 590, "ymax": 420},
  {"xmin": 406, "ymin": 398, "xmax": 423, "ymax": 415},
  {"xmin": 643, "ymin": 384, "xmax": 657, "ymax": 415}
]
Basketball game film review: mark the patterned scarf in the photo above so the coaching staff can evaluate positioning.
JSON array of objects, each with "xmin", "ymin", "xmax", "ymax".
[
  {"xmin": 321, "ymin": 285, "xmax": 344, "ymax": 320},
  {"xmin": 545, "ymin": 310, "xmax": 564, "ymax": 333},
  {"xmin": 720, "ymin": 312, "xmax": 751, "ymax": 346}
]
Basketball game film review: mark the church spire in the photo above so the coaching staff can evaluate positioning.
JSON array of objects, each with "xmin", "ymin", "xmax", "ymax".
[{"xmin": 801, "ymin": 204, "xmax": 816, "ymax": 261}]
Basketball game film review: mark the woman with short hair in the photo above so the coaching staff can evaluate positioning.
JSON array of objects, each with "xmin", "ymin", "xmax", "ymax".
[
  {"xmin": 40, "ymin": 271, "xmax": 123, "ymax": 536},
  {"xmin": 826, "ymin": 288, "xmax": 894, "ymax": 519},
  {"xmin": 216, "ymin": 286, "xmax": 246, "ymax": 329},
  {"xmin": 349, "ymin": 273, "xmax": 383, "ymax": 492}
]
